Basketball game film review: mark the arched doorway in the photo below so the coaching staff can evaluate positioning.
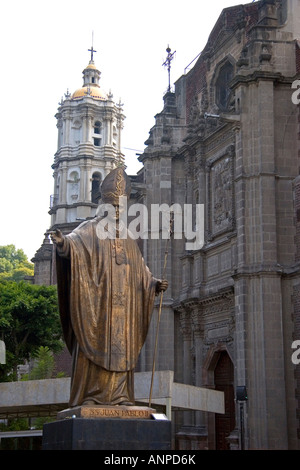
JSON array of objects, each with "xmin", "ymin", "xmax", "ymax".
[{"xmin": 214, "ymin": 351, "xmax": 235, "ymax": 450}]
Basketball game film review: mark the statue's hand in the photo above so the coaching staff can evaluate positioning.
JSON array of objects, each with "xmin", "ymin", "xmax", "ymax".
[
  {"xmin": 49, "ymin": 229, "xmax": 64, "ymax": 246},
  {"xmin": 156, "ymin": 279, "xmax": 168, "ymax": 293}
]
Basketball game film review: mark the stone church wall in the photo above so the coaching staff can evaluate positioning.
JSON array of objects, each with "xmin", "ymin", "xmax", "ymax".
[{"xmin": 138, "ymin": 0, "xmax": 300, "ymax": 449}]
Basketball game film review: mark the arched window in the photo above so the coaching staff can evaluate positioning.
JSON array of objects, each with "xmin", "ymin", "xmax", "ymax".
[
  {"xmin": 216, "ymin": 61, "xmax": 234, "ymax": 111},
  {"xmin": 91, "ymin": 172, "xmax": 102, "ymax": 204},
  {"xmin": 94, "ymin": 121, "xmax": 101, "ymax": 134},
  {"xmin": 93, "ymin": 121, "xmax": 102, "ymax": 147}
]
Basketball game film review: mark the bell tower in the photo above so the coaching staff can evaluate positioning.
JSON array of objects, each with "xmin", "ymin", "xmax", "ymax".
[
  {"xmin": 50, "ymin": 48, "xmax": 125, "ymax": 232},
  {"xmin": 32, "ymin": 48, "xmax": 125, "ymax": 285}
]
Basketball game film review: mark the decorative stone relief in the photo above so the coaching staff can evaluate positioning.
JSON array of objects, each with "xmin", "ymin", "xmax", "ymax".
[
  {"xmin": 179, "ymin": 310, "xmax": 193, "ymax": 341},
  {"xmin": 187, "ymin": 94, "xmax": 201, "ymax": 136},
  {"xmin": 259, "ymin": 43, "xmax": 272, "ymax": 63},
  {"xmin": 208, "ymin": 147, "xmax": 235, "ymax": 238},
  {"xmin": 200, "ymin": 293, "xmax": 234, "ymax": 349},
  {"xmin": 212, "ymin": 157, "xmax": 232, "ymax": 232},
  {"xmin": 176, "ymin": 292, "xmax": 235, "ymax": 379},
  {"xmin": 187, "ymin": 84, "xmax": 209, "ymax": 139}
]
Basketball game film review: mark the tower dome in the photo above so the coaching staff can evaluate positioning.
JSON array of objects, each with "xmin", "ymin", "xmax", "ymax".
[{"xmin": 71, "ymin": 59, "xmax": 107, "ymax": 101}]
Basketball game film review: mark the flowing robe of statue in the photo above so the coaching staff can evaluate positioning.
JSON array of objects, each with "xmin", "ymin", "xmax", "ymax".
[{"xmin": 55, "ymin": 218, "xmax": 158, "ymax": 407}]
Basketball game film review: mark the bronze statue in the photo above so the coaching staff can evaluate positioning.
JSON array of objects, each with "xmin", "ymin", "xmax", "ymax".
[{"xmin": 50, "ymin": 168, "xmax": 168, "ymax": 407}]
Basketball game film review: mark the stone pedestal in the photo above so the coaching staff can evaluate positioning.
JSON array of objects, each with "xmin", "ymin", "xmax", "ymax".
[
  {"xmin": 57, "ymin": 404, "xmax": 156, "ymax": 420},
  {"xmin": 42, "ymin": 405, "xmax": 171, "ymax": 450}
]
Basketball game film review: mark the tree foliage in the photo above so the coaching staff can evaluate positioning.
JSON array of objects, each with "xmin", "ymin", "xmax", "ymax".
[
  {"xmin": 22, "ymin": 346, "xmax": 57, "ymax": 380},
  {"xmin": 0, "ymin": 244, "xmax": 34, "ymax": 281},
  {"xmin": 0, "ymin": 281, "xmax": 63, "ymax": 381}
]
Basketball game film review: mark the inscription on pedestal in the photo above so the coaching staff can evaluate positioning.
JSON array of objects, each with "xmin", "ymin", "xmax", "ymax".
[{"xmin": 57, "ymin": 405, "xmax": 156, "ymax": 420}]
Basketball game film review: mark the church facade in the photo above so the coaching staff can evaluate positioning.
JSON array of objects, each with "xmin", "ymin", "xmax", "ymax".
[
  {"xmin": 131, "ymin": 0, "xmax": 300, "ymax": 450},
  {"xmin": 33, "ymin": 0, "xmax": 300, "ymax": 450}
]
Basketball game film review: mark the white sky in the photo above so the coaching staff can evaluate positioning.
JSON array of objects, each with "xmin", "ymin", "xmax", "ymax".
[{"xmin": 0, "ymin": 0, "xmax": 253, "ymax": 260}]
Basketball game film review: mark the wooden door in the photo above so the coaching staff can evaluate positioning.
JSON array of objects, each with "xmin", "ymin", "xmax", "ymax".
[{"xmin": 214, "ymin": 351, "xmax": 235, "ymax": 450}]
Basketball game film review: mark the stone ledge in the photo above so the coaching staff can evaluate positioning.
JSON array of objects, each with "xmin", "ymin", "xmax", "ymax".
[{"xmin": 0, "ymin": 371, "xmax": 224, "ymax": 419}]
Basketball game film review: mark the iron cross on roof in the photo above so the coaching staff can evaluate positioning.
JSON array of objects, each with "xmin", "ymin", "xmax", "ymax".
[
  {"xmin": 88, "ymin": 32, "xmax": 97, "ymax": 62},
  {"xmin": 162, "ymin": 45, "xmax": 176, "ymax": 92},
  {"xmin": 88, "ymin": 45, "xmax": 97, "ymax": 62}
]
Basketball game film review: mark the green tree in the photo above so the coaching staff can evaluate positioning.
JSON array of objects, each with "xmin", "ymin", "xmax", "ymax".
[
  {"xmin": 0, "ymin": 244, "xmax": 34, "ymax": 281},
  {"xmin": 0, "ymin": 281, "xmax": 63, "ymax": 381},
  {"xmin": 25, "ymin": 346, "xmax": 55, "ymax": 380}
]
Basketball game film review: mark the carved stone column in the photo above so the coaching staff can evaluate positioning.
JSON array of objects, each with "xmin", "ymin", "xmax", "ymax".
[
  {"xmin": 179, "ymin": 308, "xmax": 193, "ymax": 428},
  {"xmin": 179, "ymin": 309, "xmax": 192, "ymax": 384},
  {"xmin": 191, "ymin": 306, "xmax": 207, "ymax": 433}
]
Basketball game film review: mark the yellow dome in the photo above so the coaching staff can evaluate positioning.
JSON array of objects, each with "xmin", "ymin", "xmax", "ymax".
[
  {"xmin": 71, "ymin": 85, "xmax": 107, "ymax": 101},
  {"xmin": 85, "ymin": 62, "xmax": 97, "ymax": 70}
]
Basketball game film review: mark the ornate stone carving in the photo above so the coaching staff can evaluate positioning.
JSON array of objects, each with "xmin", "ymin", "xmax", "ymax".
[
  {"xmin": 212, "ymin": 157, "xmax": 232, "ymax": 231},
  {"xmin": 179, "ymin": 310, "xmax": 193, "ymax": 341},
  {"xmin": 207, "ymin": 148, "xmax": 235, "ymax": 239},
  {"xmin": 184, "ymin": 147, "xmax": 197, "ymax": 179},
  {"xmin": 259, "ymin": 43, "xmax": 272, "ymax": 63},
  {"xmin": 191, "ymin": 308, "xmax": 203, "ymax": 338},
  {"xmin": 203, "ymin": 317, "xmax": 235, "ymax": 346},
  {"xmin": 187, "ymin": 85, "xmax": 211, "ymax": 139}
]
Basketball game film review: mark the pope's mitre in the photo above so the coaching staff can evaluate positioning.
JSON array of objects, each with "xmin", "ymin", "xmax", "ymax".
[{"xmin": 101, "ymin": 167, "xmax": 131, "ymax": 204}]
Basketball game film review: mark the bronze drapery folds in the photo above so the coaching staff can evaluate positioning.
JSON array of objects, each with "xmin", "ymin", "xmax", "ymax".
[{"xmin": 51, "ymin": 168, "xmax": 167, "ymax": 407}]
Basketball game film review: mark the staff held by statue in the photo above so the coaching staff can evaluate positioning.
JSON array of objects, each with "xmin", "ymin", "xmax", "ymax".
[{"xmin": 149, "ymin": 213, "xmax": 173, "ymax": 408}]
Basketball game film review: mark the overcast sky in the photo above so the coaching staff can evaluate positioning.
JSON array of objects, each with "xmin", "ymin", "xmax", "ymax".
[{"xmin": 0, "ymin": 0, "xmax": 253, "ymax": 260}]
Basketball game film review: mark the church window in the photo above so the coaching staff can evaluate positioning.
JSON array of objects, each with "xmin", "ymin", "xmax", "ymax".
[
  {"xmin": 93, "ymin": 121, "xmax": 102, "ymax": 147},
  {"xmin": 94, "ymin": 121, "xmax": 101, "ymax": 134},
  {"xmin": 91, "ymin": 172, "xmax": 102, "ymax": 203},
  {"xmin": 112, "ymin": 125, "xmax": 117, "ymax": 147},
  {"xmin": 216, "ymin": 61, "xmax": 234, "ymax": 111}
]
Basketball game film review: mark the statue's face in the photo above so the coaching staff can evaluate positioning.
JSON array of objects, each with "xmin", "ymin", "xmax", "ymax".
[{"xmin": 97, "ymin": 196, "xmax": 127, "ymax": 225}]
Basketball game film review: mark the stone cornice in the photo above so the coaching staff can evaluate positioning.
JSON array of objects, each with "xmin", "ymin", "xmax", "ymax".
[
  {"xmin": 231, "ymin": 264, "xmax": 285, "ymax": 279},
  {"xmin": 48, "ymin": 201, "xmax": 98, "ymax": 215},
  {"xmin": 173, "ymin": 286, "xmax": 233, "ymax": 312},
  {"xmin": 52, "ymin": 151, "xmax": 116, "ymax": 169},
  {"xmin": 230, "ymin": 71, "xmax": 292, "ymax": 89},
  {"xmin": 138, "ymin": 148, "xmax": 177, "ymax": 163}
]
